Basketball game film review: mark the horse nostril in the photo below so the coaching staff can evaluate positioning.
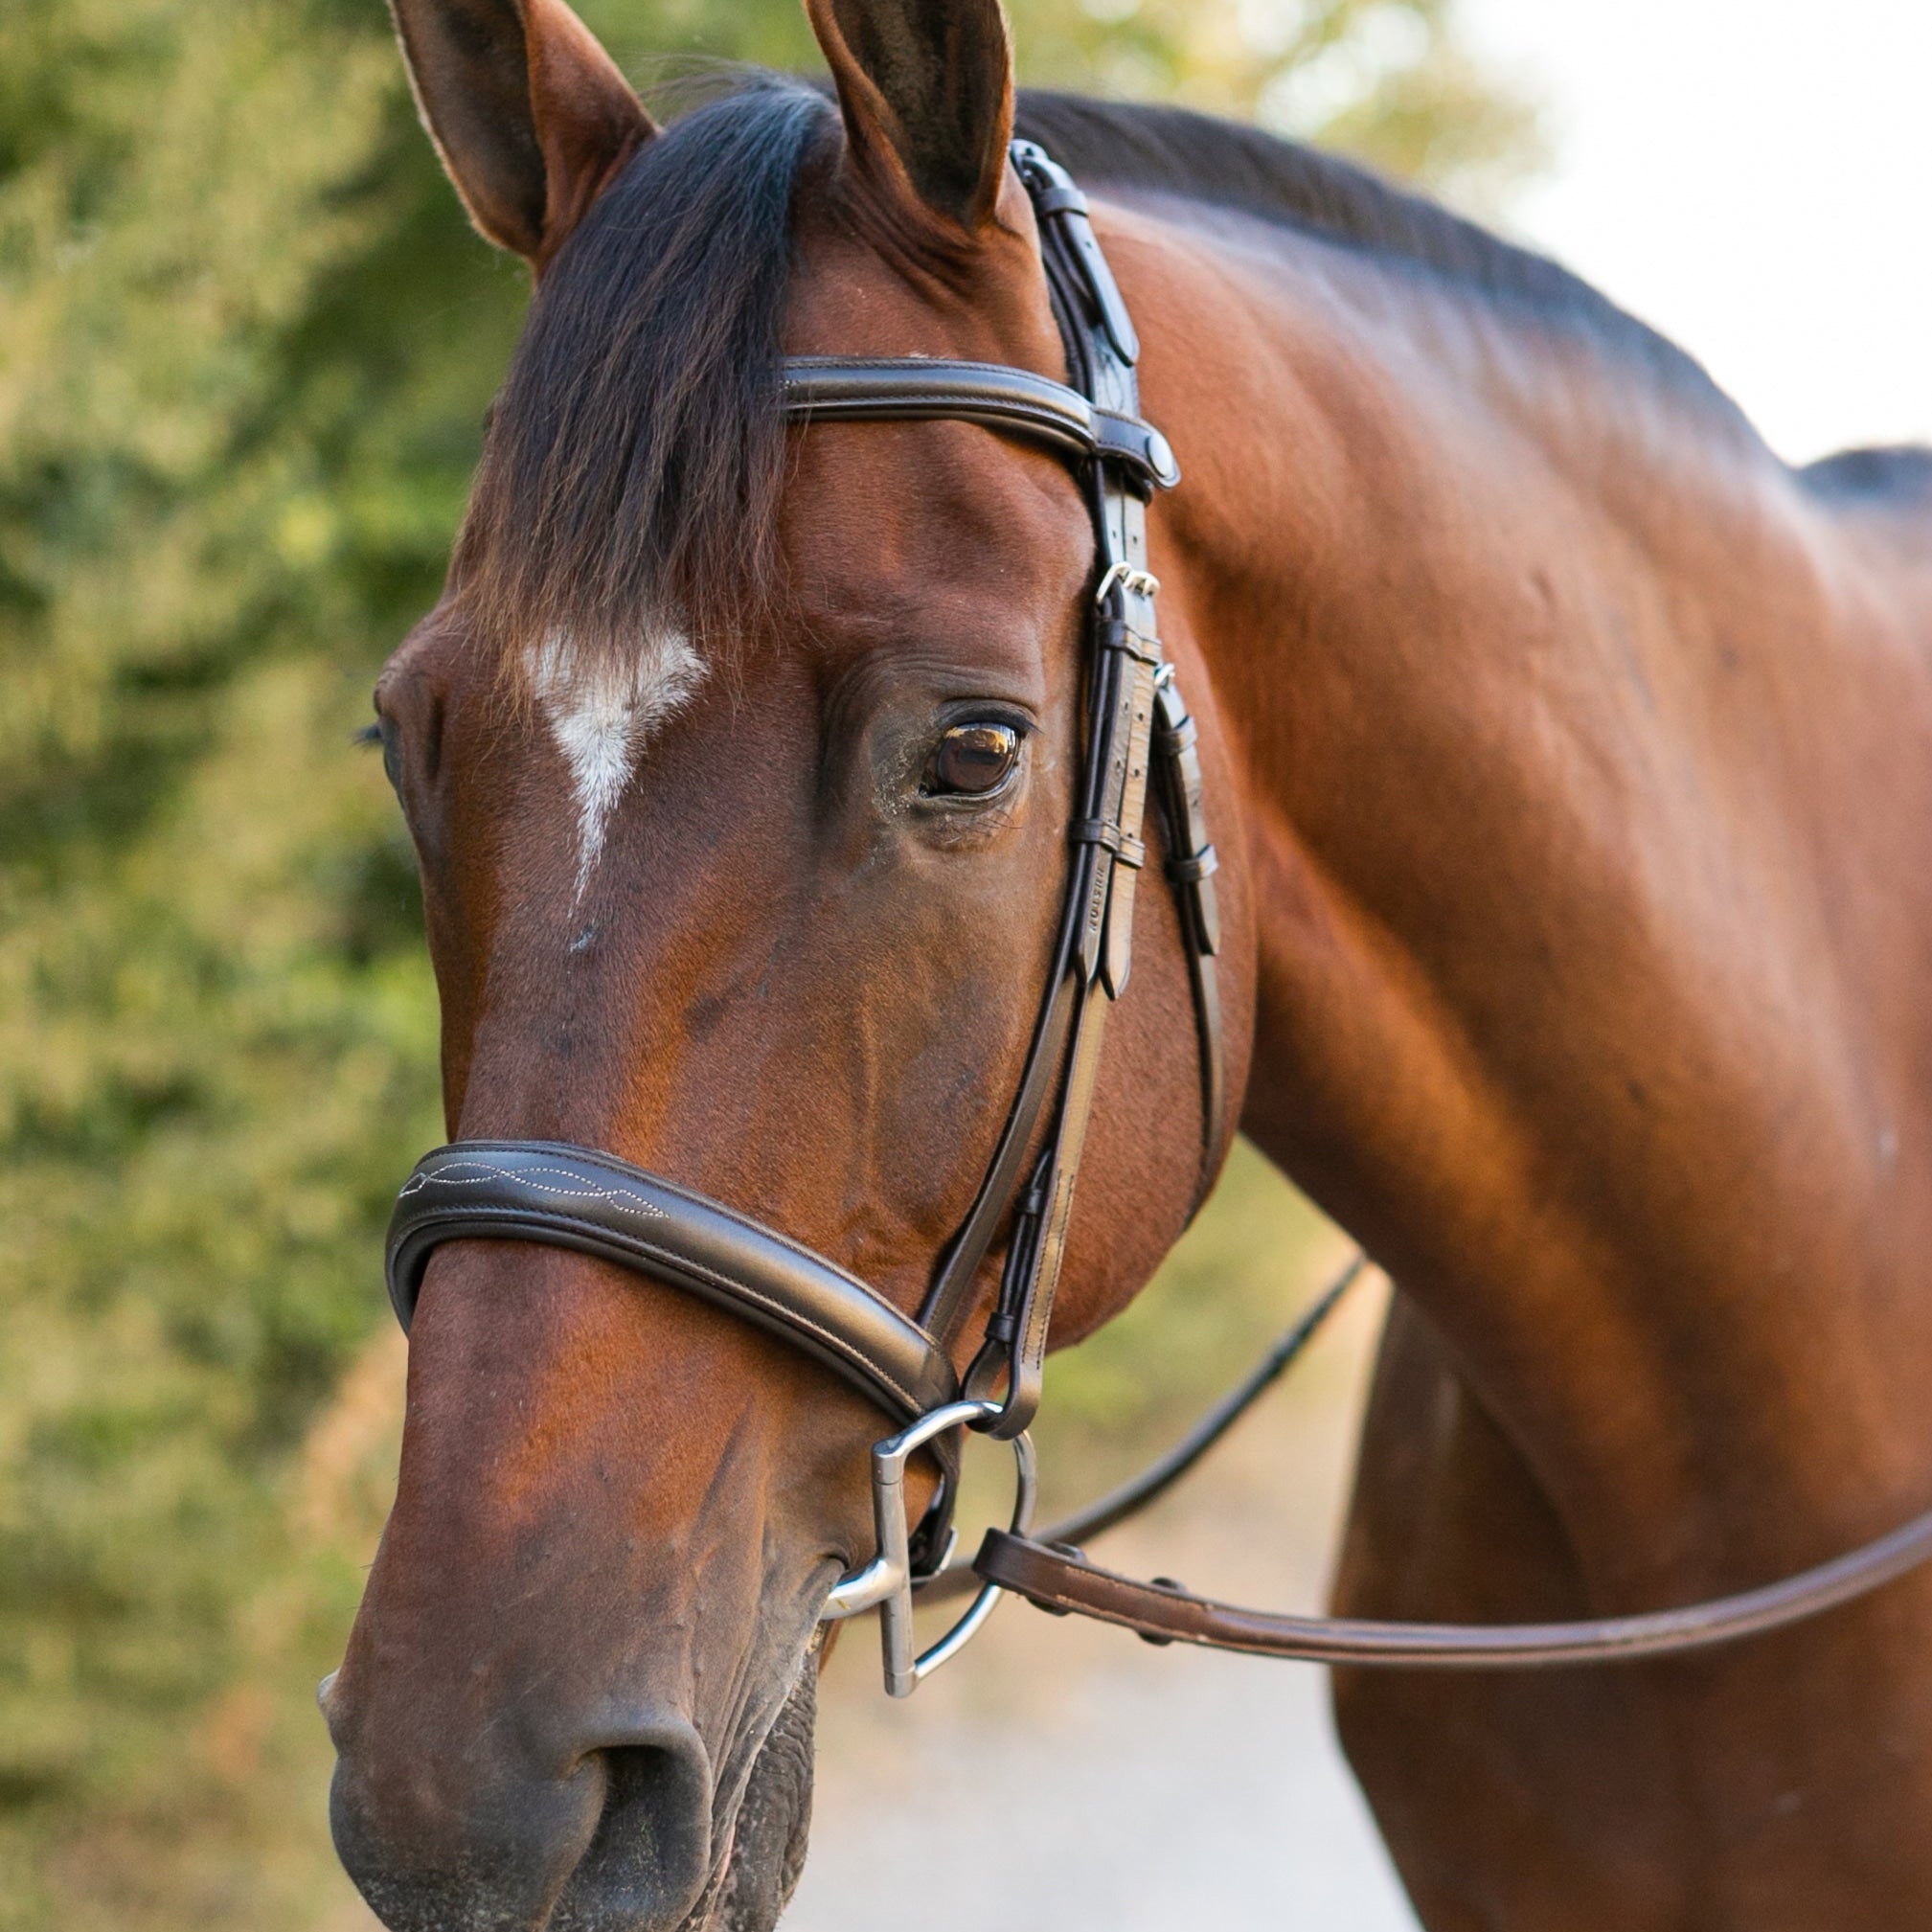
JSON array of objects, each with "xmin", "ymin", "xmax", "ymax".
[
  {"xmin": 330, "ymin": 1703, "xmax": 714, "ymax": 1932},
  {"xmin": 555, "ymin": 1730, "xmax": 716, "ymax": 1927}
]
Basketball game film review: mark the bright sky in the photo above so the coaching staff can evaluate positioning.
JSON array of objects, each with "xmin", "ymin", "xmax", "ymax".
[{"xmin": 1459, "ymin": 0, "xmax": 1932, "ymax": 465}]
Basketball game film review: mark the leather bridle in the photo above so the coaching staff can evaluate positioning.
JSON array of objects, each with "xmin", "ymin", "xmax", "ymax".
[{"xmin": 386, "ymin": 141, "xmax": 1932, "ymax": 1696}]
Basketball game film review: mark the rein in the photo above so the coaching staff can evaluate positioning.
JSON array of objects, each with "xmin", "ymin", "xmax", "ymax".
[{"xmin": 385, "ymin": 142, "xmax": 1932, "ymax": 1694}]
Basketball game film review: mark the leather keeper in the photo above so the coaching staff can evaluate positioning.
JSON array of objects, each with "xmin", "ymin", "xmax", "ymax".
[
  {"xmin": 1167, "ymin": 846, "xmax": 1219, "ymax": 886},
  {"xmin": 1076, "ymin": 818, "xmax": 1148, "ymax": 869},
  {"xmin": 1098, "ymin": 616, "xmax": 1164, "ymax": 666}
]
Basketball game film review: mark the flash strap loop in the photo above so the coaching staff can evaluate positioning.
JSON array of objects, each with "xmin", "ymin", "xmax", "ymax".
[{"xmin": 1077, "ymin": 818, "xmax": 1148, "ymax": 869}]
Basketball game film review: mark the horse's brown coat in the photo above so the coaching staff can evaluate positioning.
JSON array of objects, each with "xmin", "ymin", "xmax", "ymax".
[{"xmin": 328, "ymin": 1, "xmax": 1932, "ymax": 1926}]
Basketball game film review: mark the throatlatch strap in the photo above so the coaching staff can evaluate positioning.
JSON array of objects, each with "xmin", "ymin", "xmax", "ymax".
[{"xmin": 1151, "ymin": 666, "xmax": 1226, "ymax": 1186}]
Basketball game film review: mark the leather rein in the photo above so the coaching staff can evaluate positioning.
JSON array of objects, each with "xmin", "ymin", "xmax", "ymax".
[{"xmin": 385, "ymin": 141, "xmax": 1932, "ymax": 1693}]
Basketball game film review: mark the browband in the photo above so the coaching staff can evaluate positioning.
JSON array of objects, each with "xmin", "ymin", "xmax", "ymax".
[
  {"xmin": 782, "ymin": 358, "xmax": 1181, "ymax": 491},
  {"xmin": 387, "ymin": 1143, "xmax": 958, "ymax": 1428}
]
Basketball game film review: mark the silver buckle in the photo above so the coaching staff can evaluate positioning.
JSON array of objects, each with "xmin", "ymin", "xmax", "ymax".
[{"xmin": 821, "ymin": 1398, "xmax": 1037, "ymax": 1696}]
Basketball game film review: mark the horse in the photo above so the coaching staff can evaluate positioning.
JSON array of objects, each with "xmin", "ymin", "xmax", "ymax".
[{"xmin": 322, "ymin": 0, "xmax": 1932, "ymax": 1925}]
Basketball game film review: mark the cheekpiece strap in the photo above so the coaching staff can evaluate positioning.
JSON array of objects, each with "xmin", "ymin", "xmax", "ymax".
[
  {"xmin": 946, "ymin": 139, "xmax": 1228, "ymax": 1441},
  {"xmin": 777, "ymin": 137, "xmax": 1232, "ymax": 1448}
]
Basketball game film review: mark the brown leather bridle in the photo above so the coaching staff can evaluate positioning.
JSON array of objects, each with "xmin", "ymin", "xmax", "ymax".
[{"xmin": 386, "ymin": 141, "xmax": 1932, "ymax": 1694}]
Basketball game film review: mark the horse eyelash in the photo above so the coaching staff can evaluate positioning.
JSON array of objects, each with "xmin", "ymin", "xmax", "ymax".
[{"xmin": 353, "ymin": 721, "xmax": 383, "ymax": 747}]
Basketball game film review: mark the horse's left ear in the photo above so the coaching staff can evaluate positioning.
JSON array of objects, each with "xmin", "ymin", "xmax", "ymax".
[{"xmin": 803, "ymin": 0, "xmax": 1016, "ymax": 234}]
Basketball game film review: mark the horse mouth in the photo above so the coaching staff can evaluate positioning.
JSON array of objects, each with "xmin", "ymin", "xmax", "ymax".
[{"xmin": 678, "ymin": 1662, "xmax": 817, "ymax": 1932}]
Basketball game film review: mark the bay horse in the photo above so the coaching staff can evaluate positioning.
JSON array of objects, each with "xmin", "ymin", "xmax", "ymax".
[{"xmin": 325, "ymin": 0, "xmax": 1932, "ymax": 1925}]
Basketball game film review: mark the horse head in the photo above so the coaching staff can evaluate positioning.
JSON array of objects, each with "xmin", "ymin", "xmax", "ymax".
[{"xmin": 323, "ymin": 3, "xmax": 1247, "ymax": 1925}]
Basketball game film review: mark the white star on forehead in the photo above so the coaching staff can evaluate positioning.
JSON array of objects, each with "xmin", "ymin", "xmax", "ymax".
[{"xmin": 530, "ymin": 627, "xmax": 708, "ymax": 904}]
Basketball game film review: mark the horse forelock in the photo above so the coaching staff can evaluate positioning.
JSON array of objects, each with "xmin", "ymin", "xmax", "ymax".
[{"xmin": 464, "ymin": 78, "xmax": 838, "ymax": 696}]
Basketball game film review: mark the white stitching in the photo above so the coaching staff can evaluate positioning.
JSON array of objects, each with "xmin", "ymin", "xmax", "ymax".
[{"xmin": 398, "ymin": 1160, "xmax": 669, "ymax": 1218}]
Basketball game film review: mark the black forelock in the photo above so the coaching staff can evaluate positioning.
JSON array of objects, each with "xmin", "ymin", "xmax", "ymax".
[{"xmin": 466, "ymin": 77, "xmax": 837, "ymax": 675}]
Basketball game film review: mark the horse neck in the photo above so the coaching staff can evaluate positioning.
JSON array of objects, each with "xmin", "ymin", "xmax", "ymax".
[{"xmin": 1115, "ymin": 191, "xmax": 1932, "ymax": 1570}]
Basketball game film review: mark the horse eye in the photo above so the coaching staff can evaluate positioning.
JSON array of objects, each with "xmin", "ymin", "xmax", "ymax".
[
  {"xmin": 363, "ymin": 712, "xmax": 404, "ymax": 795},
  {"xmin": 924, "ymin": 722, "xmax": 1020, "ymax": 798}
]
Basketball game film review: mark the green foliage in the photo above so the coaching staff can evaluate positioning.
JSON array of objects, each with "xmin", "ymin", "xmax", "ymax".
[{"xmin": 0, "ymin": 1, "xmax": 1535, "ymax": 1923}]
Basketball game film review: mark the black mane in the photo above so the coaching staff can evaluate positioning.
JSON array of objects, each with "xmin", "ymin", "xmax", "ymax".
[
  {"xmin": 464, "ymin": 77, "xmax": 1764, "ymax": 674},
  {"xmin": 1014, "ymin": 92, "xmax": 1732, "ymax": 412},
  {"xmin": 1800, "ymin": 444, "xmax": 1932, "ymax": 505}
]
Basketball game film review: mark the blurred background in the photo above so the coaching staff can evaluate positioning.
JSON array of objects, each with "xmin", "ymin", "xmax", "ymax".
[{"xmin": 2, "ymin": 1, "xmax": 1925, "ymax": 1925}]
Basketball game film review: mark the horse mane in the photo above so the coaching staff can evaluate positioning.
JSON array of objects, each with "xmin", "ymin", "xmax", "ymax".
[
  {"xmin": 465, "ymin": 75, "xmax": 1762, "ymax": 684},
  {"xmin": 1799, "ymin": 444, "xmax": 1932, "ymax": 505},
  {"xmin": 1013, "ymin": 93, "xmax": 1737, "ymax": 413}
]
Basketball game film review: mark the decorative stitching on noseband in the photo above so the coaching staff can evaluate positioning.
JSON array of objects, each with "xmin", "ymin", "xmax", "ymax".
[{"xmin": 397, "ymin": 1159, "xmax": 671, "ymax": 1219}]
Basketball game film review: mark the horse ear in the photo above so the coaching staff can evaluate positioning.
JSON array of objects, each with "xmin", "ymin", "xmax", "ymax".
[
  {"xmin": 803, "ymin": 0, "xmax": 1016, "ymax": 233},
  {"xmin": 388, "ymin": 0, "xmax": 655, "ymax": 271}
]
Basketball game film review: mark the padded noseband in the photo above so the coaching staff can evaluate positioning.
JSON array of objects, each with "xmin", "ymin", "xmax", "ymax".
[{"xmin": 387, "ymin": 1142, "xmax": 958, "ymax": 1427}]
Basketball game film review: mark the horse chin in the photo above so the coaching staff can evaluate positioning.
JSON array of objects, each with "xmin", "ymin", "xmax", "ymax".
[{"xmin": 684, "ymin": 1661, "xmax": 817, "ymax": 1932}]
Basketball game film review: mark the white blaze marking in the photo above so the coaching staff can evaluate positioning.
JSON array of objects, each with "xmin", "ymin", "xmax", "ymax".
[{"xmin": 530, "ymin": 627, "xmax": 707, "ymax": 901}]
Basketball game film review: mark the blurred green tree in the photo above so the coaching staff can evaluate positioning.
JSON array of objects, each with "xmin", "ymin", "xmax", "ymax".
[{"xmin": 0, "ymin": 1, "xmax": 1535, "ymax": 1924}]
